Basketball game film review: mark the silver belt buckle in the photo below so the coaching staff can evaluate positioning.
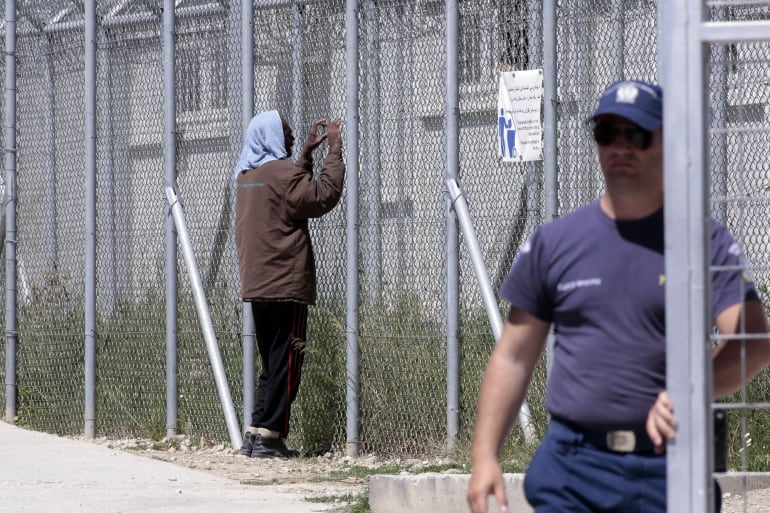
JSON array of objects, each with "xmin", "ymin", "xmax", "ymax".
[{"xmin": 606, "ymin": 430, "xmax": 636, "ymax": 452}]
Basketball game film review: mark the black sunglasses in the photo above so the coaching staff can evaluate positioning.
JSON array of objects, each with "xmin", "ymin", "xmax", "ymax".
[{"xmin": 593, "ymin": 122, "xmax": 653, "ymax": 150}]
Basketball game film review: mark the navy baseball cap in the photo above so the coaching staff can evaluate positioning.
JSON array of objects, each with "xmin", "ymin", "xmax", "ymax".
[{"xmin": 588, "ymin": 80, "xmax": 663, "ymax": 130}]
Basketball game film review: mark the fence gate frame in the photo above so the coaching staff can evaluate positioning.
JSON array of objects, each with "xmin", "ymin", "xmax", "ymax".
[{"xmin": 662, "ymin": 2, "xmax": 770, "ymax": 512}]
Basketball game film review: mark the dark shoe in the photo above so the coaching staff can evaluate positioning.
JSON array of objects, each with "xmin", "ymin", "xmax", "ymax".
[
  {"xmin": 250, "ymin": 435, "xmax": 300, "ymax": 459},
  {"xmin": 283, "ymin": 445, "xmax": 301, "ymax": 458},
  {"xmin": 303, "ymin": 444, "xmax": 331, "ymax": 458},
  {"xmin": 240, "ymin": 433, "xmax": 256, "ymax": 457}
]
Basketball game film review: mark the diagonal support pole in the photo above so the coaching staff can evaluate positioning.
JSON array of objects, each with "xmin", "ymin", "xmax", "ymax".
[
  {"xmin": 164, "ymin": 185, "xmax": 242, "ymax": 450},
  {"xmin": 446, "ymin": 177, "xmax": 537, "ymax": 444}
]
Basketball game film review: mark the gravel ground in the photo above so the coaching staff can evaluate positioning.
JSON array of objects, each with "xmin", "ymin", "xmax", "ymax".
[
  {"xmin": 84, "ymin": 435, "xmax": 459, "ymax": 510},
  {"xmin": 89, "ymin": 436, "xmax": 370, "ymax": 505},
  {"xmin": 84, "ymin": 435, "xmax": 770, "ymax": 512},
  {"xmin": 719, "ymin": 488, "xmax": 770, "ymax": 513}
]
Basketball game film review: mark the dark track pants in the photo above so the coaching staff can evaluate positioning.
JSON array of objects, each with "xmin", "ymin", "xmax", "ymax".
[{"xmin": 249, "ymin": 301, "xmax": 307, "ymax": 436}]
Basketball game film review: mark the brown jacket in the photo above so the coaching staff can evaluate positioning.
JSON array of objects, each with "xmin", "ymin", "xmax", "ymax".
[{"xmin": 235, "ymin": 149, "xmax": 345, "ymax": 304}]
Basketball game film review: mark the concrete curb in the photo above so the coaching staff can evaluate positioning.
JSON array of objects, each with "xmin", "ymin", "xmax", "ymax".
[
  {"xmin": 369, "ymin": 473, "xmax": 529, "ymax": 513},
  {"xmin": 718, "ymin": 473, "xmax": 770, "ymax": 496},
  {"xmin": 369, "ymin": 472, "xmax": 770, "ymax": 513}
]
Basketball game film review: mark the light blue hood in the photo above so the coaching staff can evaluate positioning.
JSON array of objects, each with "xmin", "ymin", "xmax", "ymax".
[{"xmin": 233, "ymin": 110, "xmax": 287, "ymax": 180}]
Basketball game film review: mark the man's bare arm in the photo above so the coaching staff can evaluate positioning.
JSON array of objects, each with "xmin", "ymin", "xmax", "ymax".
[
  {"xmin": 647, "ymin": 299, "xmax": 770, "ymax": 451},
  {"xmin": 713, "ymin": 300, "xmax": 770, "ymax": 398},
  {"xmin": 467, "ymin": 307, "xmax": 549, "ymax": 513}
]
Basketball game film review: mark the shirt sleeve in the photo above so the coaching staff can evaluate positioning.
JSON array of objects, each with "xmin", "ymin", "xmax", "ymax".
[
  {"xmin": 710, "ymin": 221, "xmax": 760, "ymax": 320},
  {"xmin": 498, "ymin": 228, "xmax": 554, "ymax": 323}
]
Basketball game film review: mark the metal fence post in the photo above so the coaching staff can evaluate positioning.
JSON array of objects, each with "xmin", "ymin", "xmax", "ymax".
[
  {"xmin": 661, "ymin": 1, "xmax": 712, "ymax": 511},
  {"xmin": 84, "ymin": 0, "xmax": 97, "ymax": 440},
  {"xmin": 345, "ymin": 0, "xmax": 360, "ymax": 458},
  {"xmin": 445, "ymin": 0, "xmax": 460, "ymax": 454},
  {"xmin": 3, "ymin": 0, "xmax": 17, "ymax": 425},
  {"xmin": 162, "ymin": 0, "xmax": 179, "ymax": 440},
  {"xmin": 239, "ymin": 0, "xmax": 255, "ymax": 439},
  {"xmin": 542, "ymin": 0, "xmax": 557, "ymax": 372}
]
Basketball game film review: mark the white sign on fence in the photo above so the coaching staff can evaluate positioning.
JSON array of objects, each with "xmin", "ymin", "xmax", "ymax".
[{"xmin": 497, "ymin": 69, "xmax": 543, "ymax": 162}]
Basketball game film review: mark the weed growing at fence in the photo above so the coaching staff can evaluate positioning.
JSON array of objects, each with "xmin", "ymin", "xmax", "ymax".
[
  {"xmin": 172, "ymin": 277, "xmax": 243, "ymax": 442},
  {"xmin": 12, "ymin": 270, "xmax": 770, "ymax": 474},
  {"xmin": 290, "ymin": 295, "xmax": 543, "ymax": 460},
  {"xmin": 720, "ymin": 287, "xmax": 770, "ymax": 472},
  {"xmin": 356, "ymin": 291, "xmax": 448, "ymax": 456},
  {"xmin": 289, "ymin": 302, "xmax": 348, "ymax": 453},
  {"xmin": 14, "ymin": 268, "xmax": 245, "ymax": 441},
  {"xmin": 95, "ymin": 290, "xmax": 168, "ymax": 440},
  {"xmin": 16, "ymin": 266, "xmax": 85, "ymax": 433},
  {"xmin": 722, "ymin": 367, "xmax": 770, "ymax": 471}
]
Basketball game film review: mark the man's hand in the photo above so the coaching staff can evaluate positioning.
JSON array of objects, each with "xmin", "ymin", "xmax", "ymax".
[
  {"xmin": 467, "ymin": 459, "xmax": 508, "ymax": 513},
  {"xmin": 326, "ymin": 117, "xmax": 342, "ymax": 150},
  {"xmin": 302, "ymin": 118, "xmax": 329, "ymax": 155},
  {"xmin": 299, "ymin": 118, "xmax": 342, "ymax": 164},
  {"xmin": 646, "ymin": 390, "xmax": 677, "ymax": 454},
  {"xmin": 467, "ymin": 308, "xmax": 547, "ymax": 513}
]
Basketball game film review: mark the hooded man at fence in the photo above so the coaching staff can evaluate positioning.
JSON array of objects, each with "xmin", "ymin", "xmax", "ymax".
[{"xmin": 234, "ymin": 110, "xmax": 344, "ymax": 458}]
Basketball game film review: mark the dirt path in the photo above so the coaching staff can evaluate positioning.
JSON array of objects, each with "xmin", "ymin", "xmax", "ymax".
[
  {"xmin": 92, "ymin": 437, "xmax": 370, "ymax": 502},
  {"xmin": 90, "ymin": 436, "xmax": 770, "ymax": 513}
]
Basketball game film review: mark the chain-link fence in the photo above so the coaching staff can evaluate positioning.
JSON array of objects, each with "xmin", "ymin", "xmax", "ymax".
[
  {"xmin": 2, "ymin": 0, "xmax": 770, "ymax": 469},
  {"xmin": 704, "ymin": 6, "xmax": 770, "ymax": 500}
]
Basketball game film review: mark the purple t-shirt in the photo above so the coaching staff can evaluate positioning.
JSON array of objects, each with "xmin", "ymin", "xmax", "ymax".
[{"xmin": 499, "ymin": 200, "xmax": 758, "ymax": 431}]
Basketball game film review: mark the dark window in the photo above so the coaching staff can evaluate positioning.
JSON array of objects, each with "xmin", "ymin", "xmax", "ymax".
[
  {"xmin": 726, "ymin": 104, "xmax": 765, "ymax": 125},
  {"xmin": 210, "ymin": 43, "xmax": 228, "ymax": 110},
  {"xmin": 459, "ymin": 10, "xmax": 483, "ymax": 85},
  {"xmin": 179, "ymin": 49, "xmax": 201, "ymax": 112}
]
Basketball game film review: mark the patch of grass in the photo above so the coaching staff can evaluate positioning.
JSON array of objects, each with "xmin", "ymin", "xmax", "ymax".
[
  {"xmin": 459, "ymin": 307, "xmax": 547, "ymax": 471},
  {"xmin": 501, "ymin": 460, "xmax": 532, "ymax": 474},
  {"xmin": 417, "ymin": 462, "xmax": 468, "ymax": 473},
  {"xmin": 290, "ymin": 302, "xmax": 347, "ymax": 452},
  {"xmin": 122, "ymin": 442, "xmax": 152, "ymax": 452},
  {"xmin": 343, "ymin": 493, "xmax": 371, "ymax": 513},
  {"xmin": 239, "ymin": 478, "xmax": 280, "ymax": 486},
  {"xmin": 316, "ymin": 463, "xmax": 403, "ymax": 482},
  {"xmin": 357, "ymin": 292, "xmax": 448, "ymax": 457},
  {"xmin": 20, "ymin": 270, "xmax": 770, "ymax": 475},
  {"xmin": 306, "ymin": 492, "xmax": 364, "ymax": 504}
]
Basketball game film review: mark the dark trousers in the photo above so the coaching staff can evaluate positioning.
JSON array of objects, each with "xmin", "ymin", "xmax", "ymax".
[
  {"xmin": 526, "ymin": 419, "xmax": 712, "ymax": 513},
  {"xmin": 249, "ymin": 301, "xmax": 307, "ymax": 436},
  {"xmin": 525, "ymin": 420, "xmax": 722, "ymax": 512}
]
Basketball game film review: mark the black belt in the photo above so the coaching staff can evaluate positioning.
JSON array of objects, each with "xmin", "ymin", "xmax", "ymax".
[{"xmin": 550, "ymin": 417, "xmax": 657, "ymax": 454}]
